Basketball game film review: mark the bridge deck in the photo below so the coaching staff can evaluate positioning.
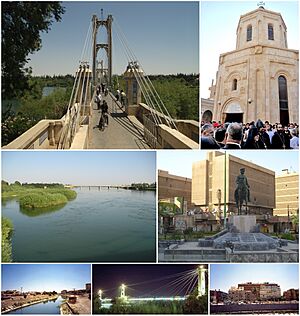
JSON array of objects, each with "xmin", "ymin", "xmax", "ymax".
[{"xmin": 89, "ymin": 94, "xmax": 149, "ymax": 149}]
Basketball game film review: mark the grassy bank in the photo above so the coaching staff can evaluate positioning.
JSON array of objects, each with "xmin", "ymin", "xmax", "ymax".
[
  {"xmin": 20, "ymin": 192, "xmax": 68, "ymax": 209},
  {"xmin": 2, "ymin": 217, "xmax": 13, "ymax": 262},
  {"xmin": 2, "ymin": 186, "xmax": 77, "ymax": 209}
]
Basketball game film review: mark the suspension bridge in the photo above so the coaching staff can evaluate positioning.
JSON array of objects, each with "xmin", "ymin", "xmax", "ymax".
[
  {"xmin": 4, "ymin": 10, "xmax": 199, "ymax": 150},
  {"xmin": 96, "ymin": 266, "xmax": 207, "ymax": 310}
]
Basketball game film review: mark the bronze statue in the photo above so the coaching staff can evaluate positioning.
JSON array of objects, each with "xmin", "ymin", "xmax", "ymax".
[{"xmin": 234, "ymin": 168, "xmax": 250, "ymax": 215}]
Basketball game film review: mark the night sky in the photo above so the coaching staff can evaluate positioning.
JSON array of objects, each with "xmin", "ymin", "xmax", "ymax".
[{"xmin": 93, "ymin": 265, "xmax": 206, "ymax": 298}]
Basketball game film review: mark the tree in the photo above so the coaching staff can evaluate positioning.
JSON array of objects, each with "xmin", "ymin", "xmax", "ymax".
[{"xmin": 1, "ymin": 2, "xmax": 65, "ymax": 99}]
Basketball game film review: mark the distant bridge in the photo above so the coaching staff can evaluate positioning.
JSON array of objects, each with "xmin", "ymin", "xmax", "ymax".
[{"xmin": 67, "ymin": 185, "xmax": 132, "ymax": 190}]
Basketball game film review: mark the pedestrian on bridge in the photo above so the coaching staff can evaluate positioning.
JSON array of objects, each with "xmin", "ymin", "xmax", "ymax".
[
  {"xmin": 99, "ymin": 100, "xmax": 109, "ymax": 128},
  {"xmin": 120, "ymin": 90, "xmax": 126, "ymax": 107},
  {"xmin": 116, "ymin": 89, "xmax": 120, "ymax": 102},
  {"xmin": 101, "ymin": 82, "xmax": 106, "ymax": 93},
  {"xmin": 95, "ymin": 93, "xmax": 102, "ymax": 110}
]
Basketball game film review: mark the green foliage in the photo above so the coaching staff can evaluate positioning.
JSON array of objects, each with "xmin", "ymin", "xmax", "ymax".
[
  {"xmin": 129, "ymin": 183, "xmax": 156, "ymax": 191},
  {"xmin": 150, "ymin": 77, "xmax": 199, "ymax": 120},
  {"xmin": 2, "ymin": 75, "xmax": 74, "ymax": 146},
  {"xmin": 49, "ymin": 188, "xmax": 77, "ymax": 200},
  {"xmin": 2, "ymin": 2, "xmax": 65, "ymax": 99},
  {"xmin": 2, "ymin": 217, "xmax": 14, "ymax": 262},
  {"xmin": 100, "ymin": 300, "xmax": 186, "ymax": 314},
  {"xmin": 2, "ymin": 183, "xmax": 77, "ymax": 209},
  {"xmin": 159, "ymin": 202, "xmax": 181, "ymax": 216},
  {"xmin": 183, "ymin": 294, "xmax": 208, "ymax": 314},
  {"xmin": 270, "ymin": 232, "xmax": 296, "ymax": 241},
  {"xmin": 112, "ymin": 74, "xmax": 199, "ymax": 120},
  {"xmin": 20, "ymin": 192, "xmax": 68, "ymax": 209}
]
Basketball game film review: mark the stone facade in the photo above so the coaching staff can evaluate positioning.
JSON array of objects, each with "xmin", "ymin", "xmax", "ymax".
[
  {"xmin": 158, "ymin": 170, "xmax": 194, "ymax": 209},
  {"xmin": 192, "ymin": 151, "xmax": 275, "ymax": 216},
  {"xmin": 211, "ymin": 7, "xmax": 298, "ymax": 125},
  {"xmin": 229, "ymin": 282, "xmax": 281, "ymax": 302},
  {"xmin": 274, "ymin": 170, "xmax": 299, "ymax": 217}
]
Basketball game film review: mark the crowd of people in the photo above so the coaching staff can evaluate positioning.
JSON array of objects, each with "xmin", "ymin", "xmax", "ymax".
[{"xmin": 201, "ymin": 120, "xmax": 299, "ymax": 149}]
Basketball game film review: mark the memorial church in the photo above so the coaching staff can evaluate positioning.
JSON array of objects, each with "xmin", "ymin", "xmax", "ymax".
[{"xmin": 203, "ymin": 5, "xmax": 299, "ymax": 125}]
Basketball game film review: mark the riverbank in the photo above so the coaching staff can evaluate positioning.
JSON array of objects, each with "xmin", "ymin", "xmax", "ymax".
[
  {"xmin": 60, "ymin": 295, "xmax": 91, "ymax": 315},
  {"xmin": 1, "ymin": 217, "xmax": 13, "ymax": 262},
  {"xmin": 1, "ymin": 294, "xmax": 59, "ymax": 314}
]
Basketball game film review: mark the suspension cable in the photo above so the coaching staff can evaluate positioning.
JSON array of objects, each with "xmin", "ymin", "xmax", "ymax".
[{"xmin": 114, "ymin": 18, "xmax": 177, "ymax": 130}]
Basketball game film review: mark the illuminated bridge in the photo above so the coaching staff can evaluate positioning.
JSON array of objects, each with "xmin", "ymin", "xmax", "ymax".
[{"xmin": 97, "ymin": 266, "xmax": 207, "ymax": 309}]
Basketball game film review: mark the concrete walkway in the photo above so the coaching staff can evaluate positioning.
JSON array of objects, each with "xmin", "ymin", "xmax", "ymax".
[{"xmin": 89, "ymin": 94, "xmax": 149, "ymax": 149}]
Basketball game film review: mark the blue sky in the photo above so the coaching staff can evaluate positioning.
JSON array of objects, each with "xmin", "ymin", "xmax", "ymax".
[
  {"xmin": 157, "ymin": 150, "xmax": 299, "ymax": 178},
  {"xmin": 1, "ymin": 264, "xmax": 90, "ymax": 292},
  {"xmin": 27, "ymin": 1, "xmax": 199, "ymax": 76},
  {"xmin": 210, "ymin": 264, "xmax": 299, "ymax": 292},
  {"xmin": 2, "ymin": 151, "xmax": 156, "ymax": 185},
  {"xmin": 201, "ymin": 1, "xmax": 299, "ymax": 98}
]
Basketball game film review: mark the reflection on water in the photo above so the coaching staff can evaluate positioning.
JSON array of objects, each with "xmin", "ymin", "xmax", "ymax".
[
  {"xmin": 2, "ymin": 189, "xmax": 156, "ymax": 262},
  {"xmin": 7, "ymin": 296, "xmax": 63, "ymax": 314},
  {"xmin": 19, "ymin": 205, "xmax": 65, "ymax": 217}
]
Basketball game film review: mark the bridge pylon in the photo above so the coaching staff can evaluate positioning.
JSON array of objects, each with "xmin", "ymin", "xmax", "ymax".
[
  {"xmin": 92, "ymin": 11, "xmax": 113, "ymax": 87},
  {"xmin": 197, "ymin": 265, "xmax": 207, "ymax": 298},
  {"xmin": 119, "ymin": 283, "xmax": 128, "ymax": 302}
]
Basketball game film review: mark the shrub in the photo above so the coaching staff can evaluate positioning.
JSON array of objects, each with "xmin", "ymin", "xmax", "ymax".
[
  {"xmin": 2, "ymin": 217, "xmax": 13, "ymax": 262},
  {"xmin": 20, "ymin": 193, "xmax": 68, "ymax": 209}
]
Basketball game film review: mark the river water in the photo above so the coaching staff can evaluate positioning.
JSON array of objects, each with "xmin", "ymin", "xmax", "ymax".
[
  {"xmin": 2, "ymin": 188, "xmax": 156, "ymax": 262},
  {"xmin": 6, "ymin": 296, "xmax": 64, "ymax": 314}
]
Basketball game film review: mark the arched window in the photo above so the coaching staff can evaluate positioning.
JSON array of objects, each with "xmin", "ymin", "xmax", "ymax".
[
  {"xmin": 268, "ymin": 24, "xmax": 274, "ymax": 40},
  {"xmin": 278, "ymin": 75, "xmax": 289, "ymax": 125},
  {"xmin": 232, "ymin": 79, "xmax": 237, "ymax": 91},
  {"xmin": 247, "ymin": 25, "xmax": 252, "ymax": 41}
]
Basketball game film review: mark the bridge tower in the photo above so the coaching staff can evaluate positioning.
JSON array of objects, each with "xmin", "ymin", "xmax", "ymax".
[
  {"xmin": 120, "ymin": 284, "xmax": 127, "ymax": 301},
  {"xmin": 123, "ymin": 62, "xmax": 143, "ymax": 107},
  {"xmin": 98, "ymin": 289, "xmax": 103, "ymax": 300},
  {"xmin": 197, "ymin": 266, "xmax": 207, "ymax": 297},
  {"xmin": 92, "ymin": 11, "xmax": 113, "ymax": 87}
]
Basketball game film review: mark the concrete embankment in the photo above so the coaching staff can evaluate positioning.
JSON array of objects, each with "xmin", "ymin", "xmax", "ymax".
[{"xmin": 2, "ymin": 295, "xmax": 58, "ymax": 314}]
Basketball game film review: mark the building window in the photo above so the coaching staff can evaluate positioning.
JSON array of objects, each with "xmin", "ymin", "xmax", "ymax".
[
  {"xmin": 268, "ymin": 24, "xmax": 274, "ymax": 40},
  {"xmin": 247, "ymin": 25, "xmax": 252, "ymax": 41},
  {"xmin": 278, "ymin": 76, "xmax": 288, "ymax": 109},
  {"xmin": 232, "ymin": 79, "xmax": 237, "ymax": 91},
  {"xmin": 278, "ymin": 75, "xmax": 289, "ymax": 125}
]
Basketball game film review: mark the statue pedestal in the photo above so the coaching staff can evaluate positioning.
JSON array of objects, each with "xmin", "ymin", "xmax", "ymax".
[{"xmin": 229, "ymin": 215, "xmax": 256, "ymax": 233}]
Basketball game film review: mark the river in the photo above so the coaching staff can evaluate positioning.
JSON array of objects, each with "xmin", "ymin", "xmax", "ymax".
[
  {"xmin": 2, "ymin": 188, "xmax": 156, "ymax": 262},
  {"xmin": 6, "ymin": 296, "xmax": 64, "ymax": 314}
]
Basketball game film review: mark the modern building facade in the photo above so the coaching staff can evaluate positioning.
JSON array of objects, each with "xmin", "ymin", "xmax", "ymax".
[
  {"xmin": 274, "ymin": 170, "xmax": 299, "ymax": 217},
  {"xmin": 209, "ymin": 5, "xmax": 298, "ymax": 124},
  {"xmin": 158, "ymin": 169, "xmax": 193, "ymax": 209},
  {"xmin": 192, "ymin": 151, "xmax": 275, "ymax": 217}
]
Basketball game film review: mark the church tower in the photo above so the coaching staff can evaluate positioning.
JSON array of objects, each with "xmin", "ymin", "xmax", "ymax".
[{"xmin": 212, "ymin": 5, "xmax": 298, "ymax": 125}]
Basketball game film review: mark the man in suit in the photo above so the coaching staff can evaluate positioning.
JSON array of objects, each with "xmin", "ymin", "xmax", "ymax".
[{"xmin": 223, "ymin": 122, "xmax": 243, "ymax": 149}]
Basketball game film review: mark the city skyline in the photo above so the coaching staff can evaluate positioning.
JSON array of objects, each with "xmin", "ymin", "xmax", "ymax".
[
  {"xmin": 27, "ymin": 1, "xmax": 199, "ymax": 76},
  {"xmin": 157, "ymin": 151, "xmax": 299, "ymax": 179},
  {"xmin": 2, "ymin": 151, "xmax": 156, "ymax": 185},
  {"xmin": 200, "ymin": 1, "xmax": 299, "ymax": 98},
  {"xmin": 1, "ymin": 264, "xmax": 90, "ymax": 292},
  {"xmin": 210, "ymin": 264, "xmax": 299, "ymax": 293}
]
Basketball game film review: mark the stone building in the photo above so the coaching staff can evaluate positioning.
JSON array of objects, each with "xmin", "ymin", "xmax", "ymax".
[
  {"xmin": 158, "ymin": 170, "xmax": 193, "ymax": 209},
  {"xmin": 283, "ymin": 289, "xmax": 299, "ymax": 301},
  {"xmin": 192, "ymin": 151, "xmax": 275, "ymax": 218},
  {"xmin": 274, "ymin": 170, "xmax": 299, "ymax": 217},
  {"xmin": 229, "ymin": 282, "xmax": 281, "ymax": 302},
  {"xmin": 210, "ymin": 5, "xmax": 298, "ymax": 125}
]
